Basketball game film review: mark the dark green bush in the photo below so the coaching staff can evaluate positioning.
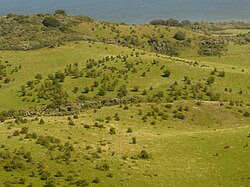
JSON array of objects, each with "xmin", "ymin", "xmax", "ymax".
[
  {"xmin": 96, "ymin": 163, "xmax": 110, "ymax": 171},
  {"xmin": 138, "ymin": 150, "xmax": 150, "ymax": 159},
  {"xmin": 207, "ymin": 77, "xmax": 215, "ymax": 85},
  {"xmin": 39, "ymin": 118, "xmax": 45, "ymax": 124},
  {"xmin": 55, "ymin": 171, "xmax": 64, "ymax": 177},
  {"xmin": 42, "ymin": 17, "xmax": 61, "ymax": 27},
  {"xmin": 132, "ymin": 137, "xmax": 137, "ymax": 144},
  {"xmin": 20, "ymin": 127, "xmax": 29, "ymax": 134},
  {"xmin": 40, "ymin": 171, "xmax": 51, "ymax": 180},
  {"xmin": 243, "ymin": 111, "xmax": 250, "ymax": 117},
  {"xmin": 68, "ymin": 120, "xmax": 76, "ymax": 126},
  {"xmin": 165, "ymin": 103, "xmax": 173, "ymax": 109},
  {"xmin": 173, "ymin": 31, "xmax": 186, "ymax": 40},
  {"xmin": 92, "ymin": 178, "xmax": 100, "ymax": 184},
  {"xmin": 127, "ymin": 128, "xmax": 133, "ymax": 133},
  {"xmin": 162, "ymin": 70, "xmax": 171, "ymax": 77},
  {"xmin": 109, "ymin": 128, "xmax": 116, "ymax": 135},
  {"xmin": 13, "ymin": 130, "xmax": 20, "ymax": 136},
  {"xmin": 75, "ymin": 179, "xmax": 89, "ymax": 186},
  {"xmin": 173, "ymin": 112, "xmax": 185, "ymax": 120}
]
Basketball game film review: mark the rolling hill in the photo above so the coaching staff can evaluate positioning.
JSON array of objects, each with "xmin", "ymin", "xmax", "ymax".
[{"xmin": 0, "ymin": 11, "xmax": 249, "ymax": 187}]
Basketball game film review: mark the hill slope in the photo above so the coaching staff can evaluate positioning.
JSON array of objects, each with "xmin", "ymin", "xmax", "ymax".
[{"xmin": 0, "ymin": 12, "xmax": 250, "ymax": 187}]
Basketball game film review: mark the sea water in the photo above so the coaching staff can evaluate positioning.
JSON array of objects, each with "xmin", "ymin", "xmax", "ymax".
[{"xmin": 0, "ymin": 0, "xmax": 250, "ymax": 24}]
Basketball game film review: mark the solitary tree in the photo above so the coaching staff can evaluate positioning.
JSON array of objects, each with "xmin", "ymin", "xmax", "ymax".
[
  {"xmin": 173, "ymin": 31, "xmax": 186, "ymax": 41},
  {"xmin": 207, "ymin": 76, "xmax": 215, "ymax": 85},
  {"xmin": 162, "ymin": 70, "xmax": 171, "ymax": 77}
]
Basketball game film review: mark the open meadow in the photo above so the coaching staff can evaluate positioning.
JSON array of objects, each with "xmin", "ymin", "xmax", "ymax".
[{"xmin": 0, "ymin": 12, "xmax": 250, "ymax": 186}]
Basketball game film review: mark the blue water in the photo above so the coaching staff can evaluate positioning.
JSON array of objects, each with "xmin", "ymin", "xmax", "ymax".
[{"xmin": 0, "ymin": 0, "xmax": 250, "ymax": 24}]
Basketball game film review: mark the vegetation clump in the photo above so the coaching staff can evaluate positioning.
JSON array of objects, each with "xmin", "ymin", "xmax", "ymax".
[
  {"xmin": 42, "ymin": 16, "xmax": 61, "ymax": 27},
  {"xmin": 138, "ymin": 150, "xmax": 151, "ymax": 159},
  {"xmin": 199, "ymin": 38, "xmax": 226, "ymax": 56},
  {"xmin": 173, "ymin": 31, "xmax": 186, "ymax": 40}
]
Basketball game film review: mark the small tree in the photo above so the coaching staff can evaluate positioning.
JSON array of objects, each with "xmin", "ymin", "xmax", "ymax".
[
  {"xmin": 207, "ymin": 77, "xmax": 215, "ymax": 85},
  {"xmin": 72, "ymin": 87, "xmax": 79, "ymax": 93},
  {"xmin": 132, "ymin": 137, "xmax": 137, "ymax": 144},
  {"xmin": 13, "ymin": 130, "xmax": 20, "ymax": 136},
  {"xmin": 243, "ymin": 111, "xmax": 250, "ymax": 117},
  {"xmin": 132, "ymin": 86, "xmax": 139, "ymax": 92},
  {"xmin": 98, "ymin": 87, "xmax": 106, "ymax": 96},
  {"xmin": 20, "ymin": 127, "xmax": 29, "ymax": 134},
  {"xmin": 35, "ymin": 74, "xmax": 42, "ymax": 80},
  {"xmin": 218, "ymin": 71, "xmax": 225, "ymax": 77},
  {"xmin": 173, "ymin": 31, "xmax": 186, "ymax": 40},
  {"xmin": 44, "ymin": 178, "xmax": 55, "ymax": 187},
  {"xmin": 142, "ymin": 89, "xmax": 147, "ymax": 95},
  {"xmin": 39, "ymin": 118, "xmax": 45, "ymax": 124},
  {"xmin": 84, "ymin": 87, "xmax": 89, "ymax": 93},
  {"xmin": 4, "ymin": 77, "xmax": 10, "ymax": 83},
  {"xmin": 109, "ymin": 128, "xmax": 116, "ymax": 135},
  {"xmin": 92, "ymin": 178, "xmax": 100, "ymax": 184},
  {"xmin": 55, "ymin": 171, "xmax": 63, "ymax": 177},
  {"xmin": 127, "ymin": 128, "xmax": 133, "ymax": 133},
  {"xmin": 55, "ymin": 71, "xmax": 65, "ymax": 82},
  {"xmin": 117, "ymin": 85, "xmax": 127, "ymax": 97},
  {"xmin": 114, "ymin": 113, "xmax": 120, "ymax": 121},
  {"xmin": 68, "ymin": 120, "xmax": 76, "ymax": 126},
  {"xmin": 162, "ymin": 70, "xmax": 171, "ymax": 77},
  {"xmin": 139, "ymin": 150, "xmax": 150, "ymax": 159},
  {"xmin": 42, "ymin": 17, "xmax": 61, "ymax": 27}
]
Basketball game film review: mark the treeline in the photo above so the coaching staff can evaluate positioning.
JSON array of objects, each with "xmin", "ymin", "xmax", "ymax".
[
  {"xmin": 150, "ymin": 19, "xmax": 192, "ymax": 27},
  {"xmin": 150, "ymin": 18, "xmax": 250, "ymax": 31}
]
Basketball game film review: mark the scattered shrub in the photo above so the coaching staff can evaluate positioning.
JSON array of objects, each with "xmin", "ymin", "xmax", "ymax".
[
  {"xmin": 92, "ymin": 178, "xmax": 100, "ymax": 184},
  {"xmin": 138, "ymin": 150, "xmax": 150, "ymax": 159},
  {"xmin": 96, "ymin": 163, "xmax": 110, "ymax": 171},
  {"xmin": 68, "ymin": 120, "xmax": 76, "ymax": 126},
  {"xmin": 162, "ymin": 70, "xmax": 171, "ymax": 77},
  {"xmin": 132, "ymin": 137, "xmax": 137, "ymax": 144},
  {"xmin": 127, "ymin": 128, "xmax": 133, "ymax": 133},
  {"xmin": 55, "ymin": 171, "xmax": 64, "ymax": 177},
  {"xmin": 75, "ymin": 179, "xmax": 89, "ymax": 186},
  {"xmin": 13, "ymin": 130, "xmax": 20, "ymax": 136},
  {"xmin": 173, "ymin": 31, "xmax": 186, "ymax": 40},
  {"xmin": 20, "ymin": 127, "xmax": 29, "ymax": 134},
  {"xmin": 42, "ymin": 17, "xmax": 61, "ymax": 27},
  {"xmin": 243, "ymin": 111, "xmax": 250, "ymax": 117},
  {"xmin": 207, "ymin": 77, "xmax": 215, "ymax": 85},
  {"xmin": 39, "ymin": 118, "xmax": 45, "ymax": 124},
  {"xmin": 109, "ymin": 128, "xmax": 116, "ymax": 135}
]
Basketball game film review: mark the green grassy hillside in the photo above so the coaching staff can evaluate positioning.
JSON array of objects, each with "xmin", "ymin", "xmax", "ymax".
[
  {"xmin": 0, "ymin": 102, "xmax": 249, "ymax": 187},
  {"xmin": 0, "ymin": 12, "xmax": 250, "ymax": 187},
  {"xmin": 1, "ymin": 41, "xmax": 250, "ymax": 113}
]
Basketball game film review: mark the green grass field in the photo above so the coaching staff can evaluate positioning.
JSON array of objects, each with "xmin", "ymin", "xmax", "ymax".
[
  {"xmin": 0, "ymin": 101, "xmax": 249, "ymax": 186},
  {"xmin": 0, "ymin": 13, "xmax": 250, "ymax": 187},
  {"xmin": 1, "ymin": 41, "xmax": 250, "ymax": 111}
]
